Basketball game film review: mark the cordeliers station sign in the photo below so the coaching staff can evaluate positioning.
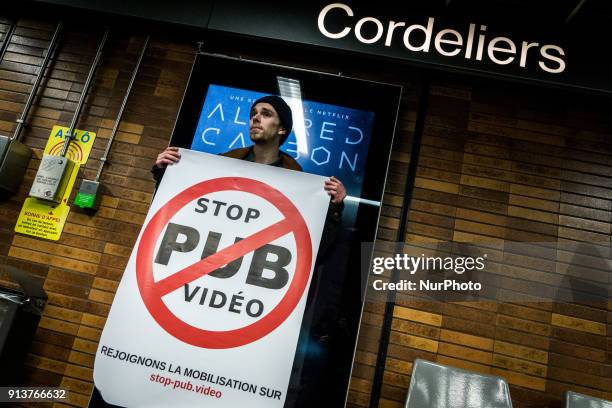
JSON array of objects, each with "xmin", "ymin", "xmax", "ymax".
[{"xmin": 206, "ymin": 1, "xmax": 607, "ymax": 94}]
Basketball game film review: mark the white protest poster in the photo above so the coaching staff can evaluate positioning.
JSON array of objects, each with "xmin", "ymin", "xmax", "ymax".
[{"xmin": 94, "ymin": 149, "xmax": 329, "ymax": 407}]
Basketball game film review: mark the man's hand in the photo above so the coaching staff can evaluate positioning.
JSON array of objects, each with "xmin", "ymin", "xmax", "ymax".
[
  {"xmin": 155, "ymin": 146, "xmax": 181, "ymax": 168},
  {"xmin": 324, "ymin": 176, "xmax": 346, "ymax": 204}
]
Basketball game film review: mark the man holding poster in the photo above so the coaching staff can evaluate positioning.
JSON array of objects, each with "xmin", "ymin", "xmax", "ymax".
[
  {"xmin": 153, "ymin": 95, "xmax": 347, "ymax": 225},
  {"xmin": 93, "ymin": 96, "xmax": 344, "ymax": 407}
]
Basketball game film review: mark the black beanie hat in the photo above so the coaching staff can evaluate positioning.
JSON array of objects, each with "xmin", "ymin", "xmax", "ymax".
[{"xmin": 251, "ymin": 95, "xmax": 293, "ymax": 145}]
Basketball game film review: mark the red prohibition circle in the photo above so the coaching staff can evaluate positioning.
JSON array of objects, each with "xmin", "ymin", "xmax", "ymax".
[{"xmin": 136, "ymin": 177, "xmax": 312, "ymax": 349}]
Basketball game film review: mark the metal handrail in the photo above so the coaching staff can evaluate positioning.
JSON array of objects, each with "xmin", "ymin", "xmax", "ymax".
[
  {"xmin": 0, "ymin": 20, "xmax": 17, "ymax": 65},
  {"xmin": 12, "ymin": 21, "xmax": 63, "ymax": 143},
  {"xmin": 60, "ymin": 28, "xmax": 110, "ymax": 157},
  {"xmin": 95, "ymin": 35, "xmax": 149, "ymax": 181}
]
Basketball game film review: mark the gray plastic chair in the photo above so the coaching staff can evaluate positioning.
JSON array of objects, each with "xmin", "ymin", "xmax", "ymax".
[
  {"xmin": 566, "ymin": 391, "xmax": 612, "ymax": 408},
  {"xmin": 405, "ymin": 359, "xmax": 513, "ymax": 408}
]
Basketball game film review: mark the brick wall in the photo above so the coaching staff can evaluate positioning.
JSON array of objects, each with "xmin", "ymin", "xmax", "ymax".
[
  {"xmin": 0, "ymin": 17, "xmax": 193, "ymax": 407},
  {"xmin": 347, "ymin": 79, "xmax": 611, "ymax": 407}
]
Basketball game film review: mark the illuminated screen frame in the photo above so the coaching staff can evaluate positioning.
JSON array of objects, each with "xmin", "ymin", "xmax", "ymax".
[{"xmin": 169, "ymin": 53, "xmax": 402, "ymax": 407}]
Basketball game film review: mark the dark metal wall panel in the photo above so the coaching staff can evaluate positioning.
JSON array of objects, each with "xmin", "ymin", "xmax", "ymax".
[
  {"xmin": 25, "ymin": 0, "xmax": 612, "ymax": 94},
  {"xmin": 30, "ymin": 0, "xmax": 213, "ymax": 27}
]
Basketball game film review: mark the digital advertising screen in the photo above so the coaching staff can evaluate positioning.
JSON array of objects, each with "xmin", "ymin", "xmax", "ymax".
[
  {"xmin": 190, "ymin": 84, "xmax": 375, "ymax": 201},
  {"xmin": 169, "ymin": 54, "xmax": 402, "ymax": 408}
]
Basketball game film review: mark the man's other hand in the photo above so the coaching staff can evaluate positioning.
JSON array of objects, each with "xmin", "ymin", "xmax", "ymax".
[
  {"xmin": 155, "ymin": 146, "xmax": 181, "ymax": 168},
  {"xmin": 324, "ymin": 176, "xmax": 347, "ymax": 204}
]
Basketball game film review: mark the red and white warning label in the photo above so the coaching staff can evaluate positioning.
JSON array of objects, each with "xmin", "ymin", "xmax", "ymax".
[{"xmin": 94, "ymin": 149, "xmax": 329, "ymax": 408}]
